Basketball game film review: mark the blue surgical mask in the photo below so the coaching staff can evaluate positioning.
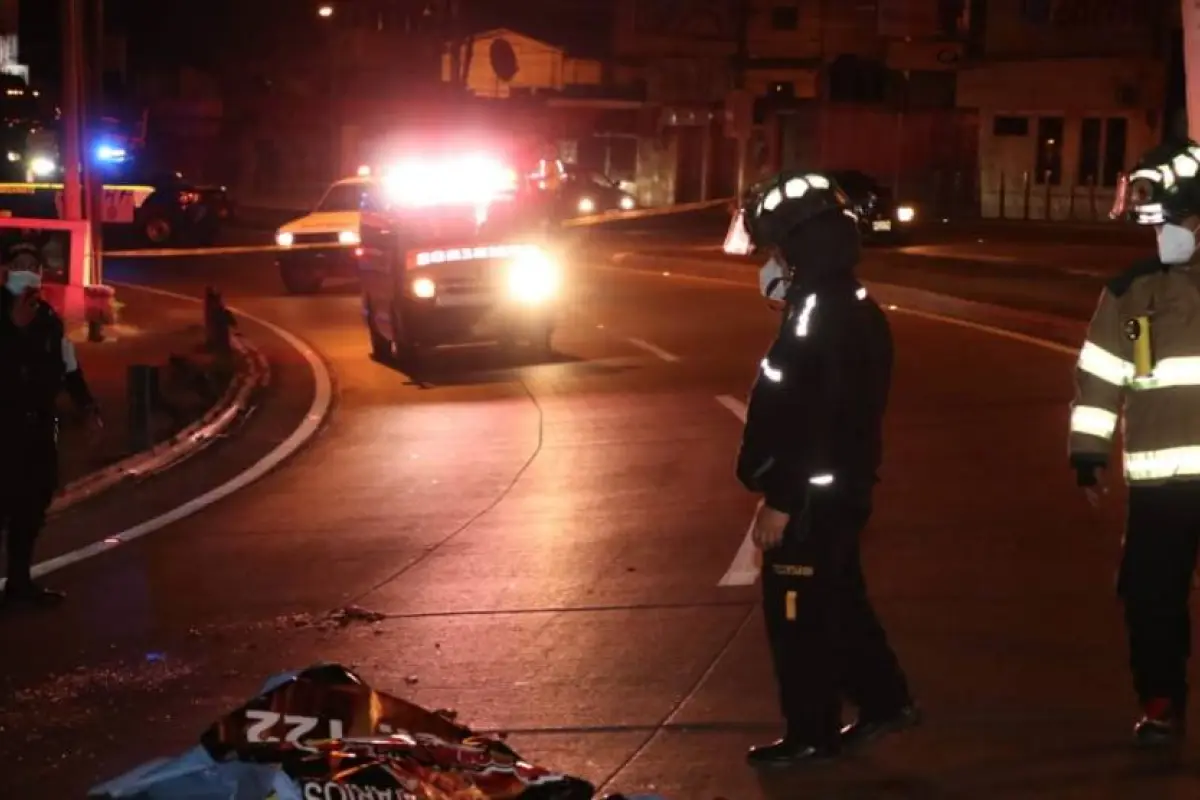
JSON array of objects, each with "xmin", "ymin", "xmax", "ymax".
[{"xmin": 1156, "ymin": 222, "xmax": 1198, "ymax": 265}]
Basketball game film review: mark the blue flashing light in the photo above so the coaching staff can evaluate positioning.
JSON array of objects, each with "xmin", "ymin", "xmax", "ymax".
[{"xmin": 96, "ymin": 143, "xmax": 127, "ymax": 163}]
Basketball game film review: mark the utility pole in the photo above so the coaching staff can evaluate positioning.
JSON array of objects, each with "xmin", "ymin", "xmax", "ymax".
[
  {"xmin": 731, "ymin": 0, "xmax": 751, "ymax": 198},
  {"xmin": 60, "ymin": 0, "xmax": 84, "ymax": 225},
  {"xmin": 87, "ymin": 0, "xmax": 105, "ymax": 283}
]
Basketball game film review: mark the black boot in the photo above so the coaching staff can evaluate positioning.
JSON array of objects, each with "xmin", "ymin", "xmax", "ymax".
[
  {"xmin": 746, "ymin": 737, "xmax": 838, "ymax": 767},
  {"xmin": 1133, "ymin": 698, "xmax": 1184, "ymax": 747},
  {"xmin": 839, "ymin": 703, "xmax": 922, "ymax": 751}
]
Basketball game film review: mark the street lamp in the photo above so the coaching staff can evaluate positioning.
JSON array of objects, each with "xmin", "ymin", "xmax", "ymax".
[{"xmin": 318, "ymin": 4, "xmax": 333, "ymax": 17}]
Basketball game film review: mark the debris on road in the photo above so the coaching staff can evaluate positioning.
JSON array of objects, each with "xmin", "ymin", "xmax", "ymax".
[
  {"xmin": 89, "ymin": 663, "xmax": 599, "ymax": 799},
  {"xmin": 328, "ymin": 605, "xmax": 387, "ymax": 626},
  {"xmin": 269, "ymin": 606, "xmax": 387, "ymax": 633}
]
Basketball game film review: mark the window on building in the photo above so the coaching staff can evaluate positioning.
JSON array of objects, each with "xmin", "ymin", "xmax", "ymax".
[
  {"xmin": 1103, "ymin": 117, "xmax": 1128, "ymax": 188},
  {"xmin": 1076, "ymin": 117, "xmax": 1102, "ymax": 186},
  {"xmin": 771, "ymin": 5, "xmax": 799, "ymax": 30},
  {"xmin": 993, "ymin": 116, "xmax": 1029, "ymax": 136},
  {"xmin": 827, "ymin": 55, "xmax": 886, "ymax": 104},
  {"xmin": 1035, "ymin": 117, "xmax": 1064, "ymax": 185},
  {"xmin": 1020, "ymin": 0, "xmax": 1051, "ymax": 24}
]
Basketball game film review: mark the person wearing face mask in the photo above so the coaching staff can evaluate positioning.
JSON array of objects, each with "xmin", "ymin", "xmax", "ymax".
[
  {"xmin": 1071, "ymin": 139, "xmax": 1200, "ymax": 746},
  {"xmin": 0, "ymin": 269, "xmax": 103, "ymax": 608},
  {"xmin": 726, "ymin": 170, "xmax": 918, "ymax": 766}
]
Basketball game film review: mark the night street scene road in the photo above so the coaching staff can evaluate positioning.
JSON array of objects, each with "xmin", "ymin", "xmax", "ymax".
[{"xmin": 4, "ymin": 0, "xmax": 1200, "ymax": 798}]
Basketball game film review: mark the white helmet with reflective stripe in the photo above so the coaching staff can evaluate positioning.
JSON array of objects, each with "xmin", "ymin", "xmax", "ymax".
[{"xmin": 738, "ymin": 169, "xmax": 854, "ymax": 250}]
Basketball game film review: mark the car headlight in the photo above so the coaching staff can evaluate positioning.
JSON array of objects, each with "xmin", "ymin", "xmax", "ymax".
[
  {"xmin": 507, "ymin": 248, "xmax": 560, "ymax": 304},
  {"xmin": 896, "ymin": 205, "xmax": 915, "ymax": 223},
  {"xmin": 619, "ymin": 195, "xmax": 635, "ymax": 211},
  {"xmin": 577, "ymin": 196, "xmax": 596, "ymax": 214},
  {"xmin": 412, "ymin": 277, "xmax": 436, "ymax": 298},
  {"xmin": 6, "ymin": 151, "xmax": 19, "ymax": 162},
  {"xmin": 29, "ymin": 156, "xmax": 55, "ymax": 178},
  {"xmin": 338, "ymin": 230, "xmax": 360, "ymax": 245},
  {"xmin": 275, "ymin": 231, "xmax": 294, "ymax": 247}
]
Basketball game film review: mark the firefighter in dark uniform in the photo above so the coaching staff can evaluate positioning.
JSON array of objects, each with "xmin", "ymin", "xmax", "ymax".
[
  {"xmin": 0, "ymin": 269, "xmax": 102, "ymax": 607},
  {"xmin": 1071, "ymin": 139, "xmax": 1200, "ymax": 745},
  {"xmin": 730, "ymin": 170, "xmax": 919, "ymax": 765}
]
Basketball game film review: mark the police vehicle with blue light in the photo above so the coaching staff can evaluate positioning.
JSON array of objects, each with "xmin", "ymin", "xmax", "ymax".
[{"xmin": 0, "ymin": 133, "xmax": 232, "ymax": 246}]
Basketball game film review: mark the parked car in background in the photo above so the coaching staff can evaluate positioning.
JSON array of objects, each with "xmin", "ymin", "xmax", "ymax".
[
  {"xmin": 827, "ymin": 169, "xmax": 916, "ymax": 244},
  {"xmin": 557, "ymin": 167, "xmax": 636, "ymax": 217}
]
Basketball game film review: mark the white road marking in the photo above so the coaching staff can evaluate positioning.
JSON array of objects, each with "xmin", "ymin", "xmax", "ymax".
[
  {"xmin": 606, "ymin": 263, "xmax": 1078, "ymax": 357},
  {"xmin": 626, "ymin": 337, "xmax": 680, "ymax": 362},
  {"xmin": 718, "ymin": 521, "xmax": 762, "ymax": 587},
  {"xmin": 715, "ymin": 394, "xmax": 747, "ymax": 422},
  {"xmin": 0, "ymin": 284, "xmax": 335, "ymax": 590}
]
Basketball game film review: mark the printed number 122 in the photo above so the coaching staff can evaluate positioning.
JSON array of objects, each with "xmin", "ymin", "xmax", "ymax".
[{"xmin": 244, "ymin": 710, "xmax": 345, "ymax": 745}]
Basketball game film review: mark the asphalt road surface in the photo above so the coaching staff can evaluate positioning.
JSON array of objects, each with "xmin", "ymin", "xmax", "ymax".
[{"xmin": 3, "ymin": 220, "xmax": 1197, "ymax": 798}]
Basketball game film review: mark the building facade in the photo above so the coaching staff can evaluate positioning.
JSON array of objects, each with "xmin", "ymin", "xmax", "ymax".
[
  {"xmin": 612, "ymin": 0, "xmax": 978, "ymax": 208},
  {"xmin": 441, "ymin": 28, "xmax": 603, "ymax": 99},
  {"xmin": 956, "ymin": 0, "xmax": 1169, "ymax": 220}
]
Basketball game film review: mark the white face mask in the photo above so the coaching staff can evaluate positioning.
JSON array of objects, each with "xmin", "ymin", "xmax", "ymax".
[
  {"xmin": 1156, "ymin": 222, "xmax": 1198, "ymax": 265},
  {"xmin": 758, "ymin": 255, "xmax": 790, "ymax": 301}
]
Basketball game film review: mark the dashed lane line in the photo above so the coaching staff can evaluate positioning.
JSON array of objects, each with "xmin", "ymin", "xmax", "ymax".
[{"xmin": 625, "ymin": 337, "xmax": 681, "ymax": 362}]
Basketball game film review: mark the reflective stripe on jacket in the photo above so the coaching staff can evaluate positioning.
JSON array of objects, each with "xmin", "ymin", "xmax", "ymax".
[{"xmin": 1069, "ymin": 258, "xmax": 1200, "ymax": 484}]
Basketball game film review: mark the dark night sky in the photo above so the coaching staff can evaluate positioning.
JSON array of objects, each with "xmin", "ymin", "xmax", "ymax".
[{"xmin": 20, "ymin": 0, "xmax": 613, "ymax": 89}]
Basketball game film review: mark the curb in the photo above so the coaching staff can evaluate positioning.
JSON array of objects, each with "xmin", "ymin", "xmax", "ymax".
[
  {"xmin": 562, "ymin": 198, "xmax": 731, "ymax": 228},
  {"xmin": 607, "ymin": 250, "xmax": 1087, "ymax": 350},
  {"xmin": 48, "ymin": 331, "xmax": 271, "ymax": 516}
]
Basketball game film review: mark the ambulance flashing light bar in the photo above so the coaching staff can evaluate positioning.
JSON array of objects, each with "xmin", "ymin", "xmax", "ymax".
[{"xmin": 380, "ymin": 154, "xmax": 518, "ymax": 207}]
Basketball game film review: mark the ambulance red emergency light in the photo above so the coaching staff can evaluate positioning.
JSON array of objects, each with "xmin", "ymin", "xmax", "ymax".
[{"xmin": 357, "ymin": 152, "xmax": 562, "ymax": 363}]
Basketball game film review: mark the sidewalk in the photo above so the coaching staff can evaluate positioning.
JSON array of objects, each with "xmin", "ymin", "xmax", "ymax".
[
  {"xmin": 926, "ymin": 215, "xmax": 1147, "ymax": 245},
  {"xmin": 55, "ymin": 289, "xmax": 236, "ymax": 492}
]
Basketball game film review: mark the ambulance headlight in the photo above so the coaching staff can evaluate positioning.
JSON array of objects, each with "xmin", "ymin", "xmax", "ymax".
[
  {"xmin": 896, "ymin": 205, "xmax": 915, "ymax": 223},
  {"xmin": 338, "ymin": 230, "xmax": 360, "ymax": 245},
  {"xmin": 412, "ymin": 277, "xmax": 436, "ymax": 299},
  {"xmin": 275, "ymin": 231, "xmax": 294, "ymax": 247},
  {"xmin": 577, "ymin": 196, "xmax": 596, "ymax": 214},
  {"xmin": 29, "ymin": 155, "xmax": 55, "ymax": 178},
  {"xmin": 619, "ymin": 195, "xmax": 636, "ymax": 211},
  {"xmin": 507, "ymin": 249, "xmax": 560, "ymax": 304}
]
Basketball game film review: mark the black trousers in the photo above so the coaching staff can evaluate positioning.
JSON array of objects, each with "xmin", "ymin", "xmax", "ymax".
[
  {"xmin": 1119, "ymin": 482, "xmax": 1200, "ymax": 708},
  {"xmin": 0, "ymin": 428, "xmax": 59, "ymax": 590},
  {"xmin": 760, "ymin": 492, "xmax": 910, "ymax": 745}
]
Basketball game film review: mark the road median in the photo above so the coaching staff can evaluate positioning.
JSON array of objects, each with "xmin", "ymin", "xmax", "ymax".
[{"xmin": 49, "ymin": 288, "xmax": 271, "ymax": 515}]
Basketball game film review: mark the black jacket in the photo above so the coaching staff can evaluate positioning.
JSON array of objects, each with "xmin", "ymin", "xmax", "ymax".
[
  {"xmin": 0, "ymin": 289, "xmax": 96, "ymax": 422},
  {"xmin": 736, "ymin": 213, "xmax": 893, "ymax": 513}
]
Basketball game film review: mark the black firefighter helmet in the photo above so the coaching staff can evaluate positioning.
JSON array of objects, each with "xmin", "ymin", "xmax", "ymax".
[
  {"xmin": 723, "ymin": 169, "xmax": 854, "ymax": 255},
  {"xmin": 1110, "ymin": 139, "xmax": 1200, "ymax": 225}
]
